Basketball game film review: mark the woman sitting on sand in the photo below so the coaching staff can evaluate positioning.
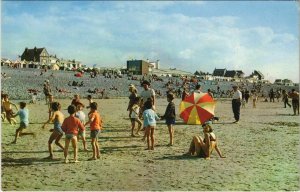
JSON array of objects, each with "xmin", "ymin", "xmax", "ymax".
[{"xmin": 185, "ymin": 121, "xmax": 226, "ymax": 159}]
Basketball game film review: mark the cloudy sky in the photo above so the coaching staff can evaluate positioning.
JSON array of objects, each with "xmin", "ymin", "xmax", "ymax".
[{"xmin": 1, "ymin": 1, "xmax": 299, "ymax": 83}]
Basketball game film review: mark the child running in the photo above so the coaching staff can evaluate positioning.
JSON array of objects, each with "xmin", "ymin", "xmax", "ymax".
[
  {"xmin": 2, "ymin": 94, "xmax": 18, "ymax": 125},
  {"xmin": 75, "ymin": 103, "xmax": 88, "ymax": 151},
  {"xmin": 161, "ymin": 93, "xmax": 176, "ymax": 146},
  {"xmin": 85, "ymin": 102, "xmax": 103, "ymax": 160},
  {"xmin": 62, "ymin": 105, "xmax": 85, "ymax": 163},
  {"xmin": 11, "ymin": 102, "xmax": 35, "ymax": 144},
  {"xmin": 143, "ymin": 99, "xmax": 160, "ymax": 150},
  {"xmin": 42, "ymin": 102, "xmax": 65, "ymax": 159},
  {"xmin": 129, "ymin": 97, "xmax": 142, "ymax": 137}
]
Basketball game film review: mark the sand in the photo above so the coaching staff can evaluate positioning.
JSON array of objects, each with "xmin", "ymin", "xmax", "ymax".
[{"xmin": 1, "ymin": 97, "xmax": 300, "ymax": 191}]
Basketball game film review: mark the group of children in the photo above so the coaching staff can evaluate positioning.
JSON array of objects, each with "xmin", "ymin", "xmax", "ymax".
[
  {"xmin": 128, "ymin": 92, "xmax": 176, "ymax": 150},
  {"xmin": 2, "ymin": 92, "xmax": 102, "ymax": 163}
]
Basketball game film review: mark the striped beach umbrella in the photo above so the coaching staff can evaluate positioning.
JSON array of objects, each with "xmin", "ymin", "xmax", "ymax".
[{"xmin": 179, "ymin": 92, "xmax": 216, "ymax": 125}]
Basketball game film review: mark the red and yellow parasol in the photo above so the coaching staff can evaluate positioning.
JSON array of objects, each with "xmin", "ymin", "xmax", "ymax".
[{"xmin": 179, "ymin": 92, "xmax": 216, "ymax": 125}]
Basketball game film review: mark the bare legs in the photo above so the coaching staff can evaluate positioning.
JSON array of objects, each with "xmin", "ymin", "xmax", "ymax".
[
  {"xmin": 167, "ymin": 124, "xmax": 174, "ymax": 146},
  {"xmin": 47, "ymin": 131, "xmax": 64, "ymax": 159},
  {"xmin": 145, "ymin": 126, "xmax": 155, "ymax": 150},
  {"xmin": 90, "ymin": 137, "xmax": 100, "ymax": 160},
  {"xmin": 64, "ymin": 136, "xmax": 78, "ymax": 163},
  {"xmin": 12, "ymin": 127, "xmax": 35, "ymax": 144}
]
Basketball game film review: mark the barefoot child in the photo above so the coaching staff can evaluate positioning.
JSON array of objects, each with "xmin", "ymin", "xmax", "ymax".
[
  {"xmin": 42, "ymin": 102, "xmax": 65, "ymax": 159},
  {"xmin": 62, "ymin": 105, "xmax": 85, "ymax": 163},
  {"xmin": 2, "ymin": 94, "xmax": 18, "ymax": 125},
  {"xmin": 75, "ymin": 103, "xmax": 88, "ymax": 151},
  {"xmin": 85, "ymin": 102, "xmax": 103, "ymax": 160},
  {"xmin": 11, "ymin": 102, "xmax": 35, "ymax": 143},
  {"xmin": 161, "ymin": 93, "xmax": 176, "ymax": 146},
  {"xmin": 129, "ymin": 97, "xmax": 142, "ymax": 136},
  {"xmin": 143, "ymin": 99, "xmax": 160, "ymax": 150}
]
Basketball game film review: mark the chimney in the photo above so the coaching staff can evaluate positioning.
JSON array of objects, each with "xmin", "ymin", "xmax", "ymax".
[{"xmin": 156, "ymin": 60, "xmax": 159, "ymax": 69}]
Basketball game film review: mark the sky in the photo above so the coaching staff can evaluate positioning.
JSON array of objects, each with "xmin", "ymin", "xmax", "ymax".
[{"xmin": 1, "ymin": 1, "xmax": 299, "ymax": 83}]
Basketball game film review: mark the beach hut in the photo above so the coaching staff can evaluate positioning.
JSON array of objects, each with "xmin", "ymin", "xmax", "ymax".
[{"xmin": 51, "ymin": 63, "xmax": 60, "ymax": 70}]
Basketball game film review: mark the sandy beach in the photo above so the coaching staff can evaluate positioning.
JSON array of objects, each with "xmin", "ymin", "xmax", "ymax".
[{"xmin": 1, "ymin": 97, "xmax": 299, "ymax": 191}]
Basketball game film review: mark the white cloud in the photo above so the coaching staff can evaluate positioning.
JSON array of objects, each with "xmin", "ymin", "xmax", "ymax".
[{"xmin": 1, "ymin": 1, "xmax": 299, "ymax": 82}]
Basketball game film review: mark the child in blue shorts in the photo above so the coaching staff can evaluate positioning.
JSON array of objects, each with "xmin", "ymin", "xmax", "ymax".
[
  {"xmin": 162, "ymin": 93, "xmax": 176, "ymax": 146},
  {"xmin": 11, "ymin": 102, "xmax": 35, "ymax": 144}
]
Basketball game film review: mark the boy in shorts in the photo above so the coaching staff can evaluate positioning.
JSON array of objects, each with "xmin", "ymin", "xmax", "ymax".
[
  {"xmin": 2, "ymin": 94, "xmax": 18, "ymax": 125},
  {"xmin": 85, "ymin": 102, "xmax": 103, "ymax": 160},
  {"xmin": 11, "ymin": 102, "xmax": 35, "ymax": 144},
  {"xmin": 161, "ymin": 93, "xmax": 176, "ymax": 146},
  {"xmin": 62, "ymin": 105, "xmax": 85, "ymax": 163}
]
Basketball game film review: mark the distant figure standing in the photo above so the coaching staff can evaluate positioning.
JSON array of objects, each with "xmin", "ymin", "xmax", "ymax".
[
  {"xmin": 252, "ymin": 90, "xmax": 258, "ymax": 108},
  {"xmin": 43, "ymin": 80, "xmax": 51, "ymax": 104},
  {"xmin": 289, "ymin": 89, "xmax": 299, "ymax": 115},
  {"xmin": 181, "ymin": 88, "xmax": 189, "ymax": 101},
  {"xmin": 282, "ymin": 90, "xmax": 291, "ymax": 108},
  {"xmin": 269, "ymin": 89, "xmax": 275, "ymax": 102},
  {"xmin": 232, "ymin": 85, "xmax": 242, "ymax": 123},
  {"xmin": 244, "ymin": 89, "xmax": 250, "ymax": 103}
]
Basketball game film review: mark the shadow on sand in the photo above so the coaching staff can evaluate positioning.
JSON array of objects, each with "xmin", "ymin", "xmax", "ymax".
[
  {"xmin": 154, "ymin": 154, "xmax": 200, "ymax": 161},
  {"xmin": 1, "ymin": 157, "xmax": 63, "ymax": 167}
]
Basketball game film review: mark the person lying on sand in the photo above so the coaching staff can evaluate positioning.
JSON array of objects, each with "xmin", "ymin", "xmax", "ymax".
[{"xmin": 185, "ymin": 121, "xmax": 226, "ymax": 159}]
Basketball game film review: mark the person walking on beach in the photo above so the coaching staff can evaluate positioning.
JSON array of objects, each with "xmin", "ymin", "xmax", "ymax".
[
  {"xmin": 42, "ymin": 102, "xmax": 65, "ymax": 159},
  {"xmin": 129, "ymin": 97, "xmax": 142, "ymax": 137},
  {"xmin": 289, "ymin": 89, "xmax": 299, "ymax": 115},
  {"xmin": 143, "ymin": 99, "xmax": 160, "ymax": 150},
  {"xmin": 85, "ymin": 102, "xmax": 103, "ymax": 160},
  {"xmin": 232, "ymin": 85, "xmax": 242, "ymax": 123},
  {"xmin": 62, "ymin": 105, "xmax": 85, "ymax": 163},
  {"xmin": 75, "ymin": 103, "xmax": 88, "ymax": 151},
  {"xmin": 11, "ymin": 102, "xmax": 35, "ymax": 144},
  {"xmin": 185, "ymin": 121, "xmax": 225, "ymax": 159},
  {"xmin": 161, "ymin": 93, "xmax": 176, "ymax": 146},
  {"xmin": 282, "ymin": 90, "xmax": 291, "ymax": 108},
  {"xmin": 2, "ymin": 94, "xmax": 18, "ymax": 125}
]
